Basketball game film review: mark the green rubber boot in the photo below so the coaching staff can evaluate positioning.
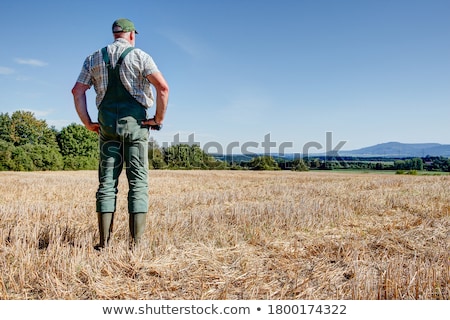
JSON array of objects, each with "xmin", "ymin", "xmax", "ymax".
[
  {"xmin": 95, "ymin": 212, "xmax": 114, "ymax": 250},
  {"xmin": 129, "ymin": 213, "xmax": 147, "ymax": 247}
]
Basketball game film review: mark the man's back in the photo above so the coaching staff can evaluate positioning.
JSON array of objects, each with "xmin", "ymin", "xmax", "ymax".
[
  {"xmin": 77, "ymin": 38, "xmax": 159, "ymax": 109},
  {"xmin": 71, "ymin": 18, "xmax": 169, "ymax": 249}
]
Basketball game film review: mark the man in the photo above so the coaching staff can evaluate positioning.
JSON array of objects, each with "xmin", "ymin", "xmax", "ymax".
[{"xmin": 72, "ymin": 18, "xmax": 169, "ymax": 249}]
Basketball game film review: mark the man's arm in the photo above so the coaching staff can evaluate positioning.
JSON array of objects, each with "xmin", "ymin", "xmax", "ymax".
[
  {"xmin": 71, "ymin": 82, "xmax": 100, "ymax": 134},
  {"xmin": 144, "ymin": 72, "xmax": 169, "ymax": 127}
]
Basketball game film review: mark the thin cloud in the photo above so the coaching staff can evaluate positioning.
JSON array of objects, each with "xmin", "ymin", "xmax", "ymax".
[
  {"xmin": 0, "ymin": 66, "xmax": 14, "ymax": 75},
  {"xmin": 170, "ymin": 34, "xmax": 201, "ymax": 57},
  {"xmin": 14, "ymin": 58, "xmax": 48, "ymax": 67},
  {"xmin": 161, "ymin": 29, "xmax": 210, "ymax": 59}
]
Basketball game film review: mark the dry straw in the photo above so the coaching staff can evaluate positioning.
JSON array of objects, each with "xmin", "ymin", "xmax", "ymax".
[{"xmin": 0, "ymin": 170, "xmax": 448, "ymax": 299}]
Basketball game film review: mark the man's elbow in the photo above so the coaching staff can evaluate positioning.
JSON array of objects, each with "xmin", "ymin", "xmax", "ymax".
[
  {"xmin": 71, "ymin": 84, "xmax": 79, "ymax": 96},
  {"xmin": 158, "ymin": 83, "xmax": 169, "ymax": 98},
  {"xmin": 71, "ymin": 83, "xmax": 88, "ymax": 97},
  {"xmin": 162, "ymin": 84, "xmax": 170, "ymax": 97}
]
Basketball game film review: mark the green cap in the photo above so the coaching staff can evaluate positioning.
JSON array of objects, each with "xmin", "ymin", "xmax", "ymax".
[{"xmin": 112, "ymin": 18, "xmax": 138, "ymax": 34}]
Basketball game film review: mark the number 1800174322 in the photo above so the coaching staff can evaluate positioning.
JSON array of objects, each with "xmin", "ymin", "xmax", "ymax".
[{"xmin": 268, "ymin": 304, "xmax": 347, "ymax": 315}]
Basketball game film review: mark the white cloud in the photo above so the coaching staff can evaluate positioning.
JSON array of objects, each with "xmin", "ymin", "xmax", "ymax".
[
  {"xmin": 14, "ymin": 58, "xmax": 48, "ymax": 67},
  {"xmin": 0, "ymin": 66, "xmax": 14, "ymax": 75},
  {"xmin": 47, "ymin": 119, "xmax": 74, "ymax": 130},
  {"xmin": 22, "ymin": 108, "xmax": 54, "ymax": 117}
]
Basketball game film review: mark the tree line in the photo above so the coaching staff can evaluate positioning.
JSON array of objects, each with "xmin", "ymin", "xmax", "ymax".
[
  {"xmin": 0, "ymin": 111, "xmax": 98, "ymax": 171},
  {"xmin": 1, "ymin": 111, "xmax": 449, "ymax": 172}
]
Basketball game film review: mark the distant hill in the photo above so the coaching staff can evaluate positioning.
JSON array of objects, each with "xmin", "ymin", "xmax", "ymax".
[
  {"xmin": 340, "ymin": 142, "xmax": 450, "ymax": 157},
  {"xmin": 211, "ymin": 142, "xmax": 450, "ymax": 161}
]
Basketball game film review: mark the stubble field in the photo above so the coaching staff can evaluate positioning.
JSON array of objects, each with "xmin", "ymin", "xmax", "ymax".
[{"xmin": 0, "ymin": 170, "xmax": 448, "ymax": 300}]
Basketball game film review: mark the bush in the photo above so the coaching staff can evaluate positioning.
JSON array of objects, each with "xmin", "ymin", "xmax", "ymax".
[
  {"xmin": 162, "ymin": 144, "xmax": 222, "ymax": 169},
  {"xmin": 291, "ymin": 159, "xmax": 309, "ymax": 171},
  {"xmin": 247, "ymin": 156, "xmax": 280, "ymax": 170},
  {"xmin": 63, "ymin": 156, "xmax": 98, "ymax": 170},
  {"xmin": 57, "ymin": 123, "xmax": 98, "ymax": 158},
  {"xmin": 22, "ymin": 144, "xmax": 64, "ymax": 171},
  {"xmin": 0, "ymin": 142, "xmax": 63, "ymax": 171}
]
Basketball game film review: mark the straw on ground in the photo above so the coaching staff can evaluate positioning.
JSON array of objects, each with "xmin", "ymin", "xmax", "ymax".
[{"xmin": 0, "ymin": 170, "xmax": 448, "ymax": 299}]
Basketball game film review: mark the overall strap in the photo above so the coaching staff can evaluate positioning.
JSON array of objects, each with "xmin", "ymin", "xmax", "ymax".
[
  {"xmin": 99, "ymin": 46, "xmax": 138, "ymax": 106},
  {"xmin": 101, "ymin": 46, "xmax": 134, "ymax": 68},
  {"xmin": 117, "ymin": 47, "xmax": 135, "ymax": 66},
  {"xmin": 101, "ymin": 47, "xmax": 110, "ymax": 67}
]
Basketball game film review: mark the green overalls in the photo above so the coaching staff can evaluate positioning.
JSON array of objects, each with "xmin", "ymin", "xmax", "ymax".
[{"xmin": 95, "ymin": 46, "xmax": 149, "ymax": 248}]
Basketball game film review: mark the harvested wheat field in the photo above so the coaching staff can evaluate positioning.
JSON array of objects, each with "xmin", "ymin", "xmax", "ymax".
[{"xmin": 0, "ymin": 170, "xmax": 448, "ymax": 300}]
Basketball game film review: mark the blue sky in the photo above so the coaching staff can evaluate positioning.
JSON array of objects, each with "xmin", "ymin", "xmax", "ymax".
[{"xmin": 0, "ymin": 0, "xmax": 449, "ymax": 152}]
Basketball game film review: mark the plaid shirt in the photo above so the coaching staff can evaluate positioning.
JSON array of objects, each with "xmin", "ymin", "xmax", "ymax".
[{"xmin": 76, "ymin": 38, "xmax": 160, "ymax": 108}]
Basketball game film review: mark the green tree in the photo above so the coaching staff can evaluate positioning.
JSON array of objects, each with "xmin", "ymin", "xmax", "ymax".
[
  {"xmin": 0, "ymin": 142, "xmax": 63, "ymax": 171},
  {"xmin": 247, "ymin": 155, "xmax": 280, "ymax": 170},
  {"xmin": 163, "ymin": 144, "xmax": 189, "ymax": 168},
  {"xmin": 148, "ymin": 138, "xmax": 165, "ymax": 169},
  {"xmin": 411, "ymin": 158, "xmax": 423, "ymax": 171},
  {"xmin": 0, "ymin": 140, "xmax": 14, "ymax": 170},
  {"xmin": 309, "ymin": 158, "xmax": 321, "ymax": 169},
  {"xmin": 375, "ymin": 162, "xmax": 385, "ymax": 170},
  {"xmin": 57, "ymin": 123, "xmax": 98, "ymax": 170},
  {"xmin": 0, "ymin": 113, "xmax": 12, "ymax": 142},
  {"xmin": 394, "ymin": 160, "xmax": 406, "ymax": 170},
  {"xmin": 162, "ymin": 144, "xmax": 222, "ymax": 169},
  {"xmin": 0, "ymin": 111, "xmax": 63, "ymax": 171},
  {"xmin": 291, "ymin": 159, "xmax": 309, "ymax": 171},
  {"xmin": 9, "ymin": 111, "xmax": 58, "ymax": 147},
  {"xmin": 10, "ymin": 146, "xmax": 34, "ymax": 171},
  {"xmin": 22, "ymin": 144, "xmax": 64, "ymax": 171}
]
